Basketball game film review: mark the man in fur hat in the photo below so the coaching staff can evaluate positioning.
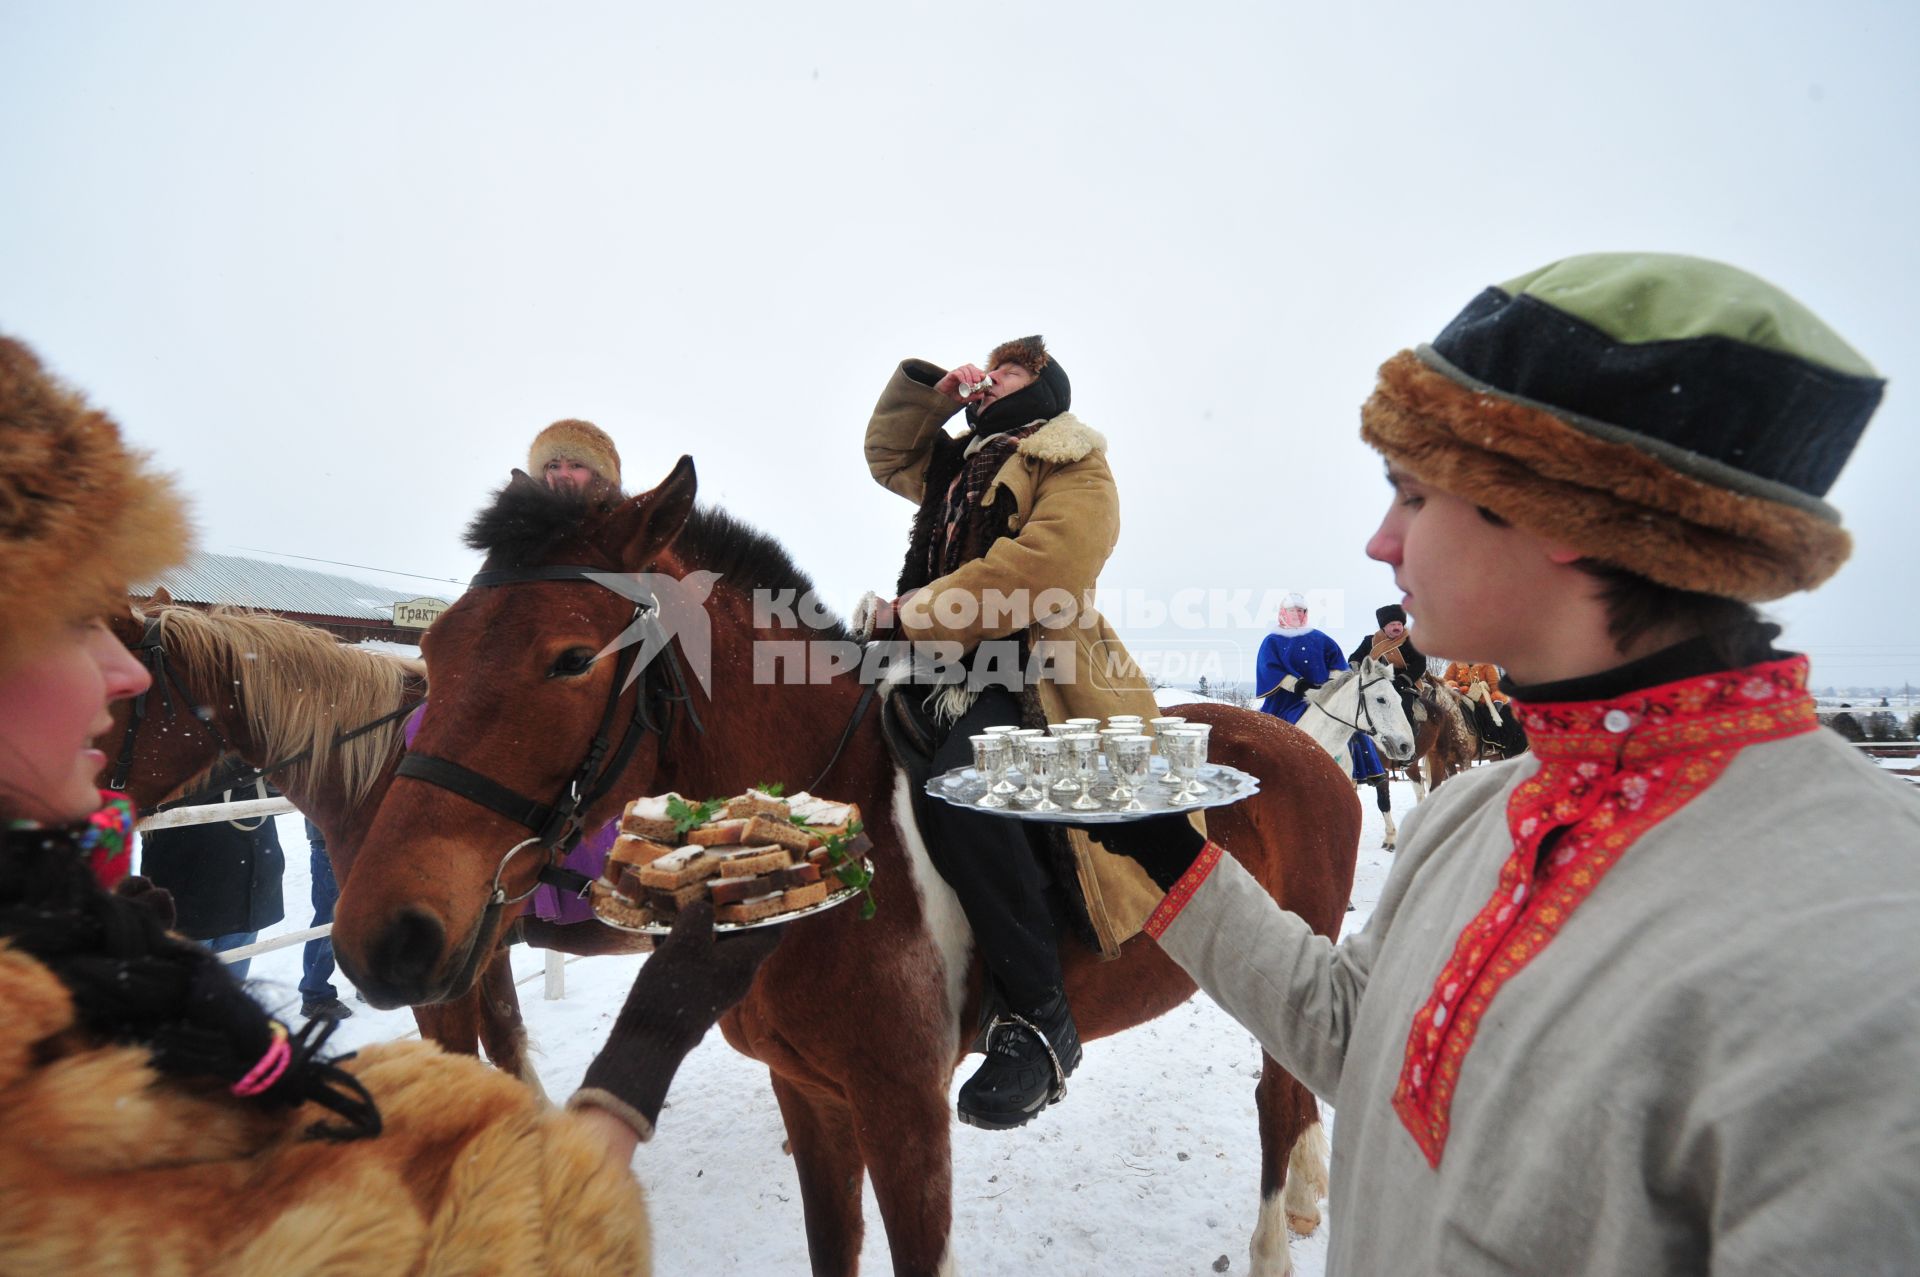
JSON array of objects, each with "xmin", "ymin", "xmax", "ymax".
[
  {"xmin": 1081, "ymin": 254, "xmax": 1920, "ymax": 1274},
  {"xmin": 1348, "ymin": 604, "xmax": 1427, "ymax": 697},
  {"xmin": 866, "ymin": 335, "xmax": 1176, "ymax": 1130}
]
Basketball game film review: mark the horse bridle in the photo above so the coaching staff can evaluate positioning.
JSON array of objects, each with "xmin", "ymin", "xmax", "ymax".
[
  {"xmin": 108, "ymin": 613, "xmax": 422, "ymax": 814},
  {"xmin": 1312, "ymin": 666, "xmax": 1399, "ymax": 742},
  {"xmin": 392, "ymin": 565, "xmax": 705, "ymax": 908}
]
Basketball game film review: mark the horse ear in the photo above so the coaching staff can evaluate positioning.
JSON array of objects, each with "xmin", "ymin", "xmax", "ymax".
[
  {"xmin": 612, "ymin": 455, "xmax": 698, "ymax": 568},
  {"xmin": 150, "ymin": 586, "xmax": 174, "ymax": 607}
]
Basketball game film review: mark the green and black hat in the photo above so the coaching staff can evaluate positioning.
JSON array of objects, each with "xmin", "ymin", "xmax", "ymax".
[{"xmin": 1360, "ymin": 253, "xmax": 1885, "ymax": 601}]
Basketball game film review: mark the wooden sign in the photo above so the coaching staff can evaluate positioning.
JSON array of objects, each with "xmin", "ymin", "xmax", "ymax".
[{"xmin": 393, "ymin": 597, "xmax": 450, "ymax": 629}]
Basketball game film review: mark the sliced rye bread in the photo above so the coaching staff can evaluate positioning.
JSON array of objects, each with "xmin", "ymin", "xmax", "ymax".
[
  {"xmin": 606, "ymin": 834, "xmax": 677, "ymax": 878},
  {"xmin": 708, "ymin": 845, "xmax": 793, "ymax": 878},
  {"xmin": 742, "ymin": 815, "xmax": 821, "ymax": 853},
  {"xmin": 620, "ymin": 792, "xmax": 686, "ymax": 843},
  {"xmin": 635, "ymin": 845, "xmax": 721, "ymax": 890},
  {"xmin": 708, "ymin": 862, "xmax": 823, "ymax": 906},
  {"xmin": 716, "ymin": 879, "xmax": 831, "ymax": 925},
  {"xmin": 589, "ymin": 880, "xmax": 655, "ymax": 930},
  {"xmin": 647, "ymin": 880, "xmax": 712, "ymax": 912},
  {"xmin": 685, "ymin": 819, "xmax": 750, "ymax": 847},
  {"xmin": 724, "ymin": 791, "xmax": 791, "ymax": 822}
]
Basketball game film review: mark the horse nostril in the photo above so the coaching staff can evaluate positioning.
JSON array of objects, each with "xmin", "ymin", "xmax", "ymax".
[{"xmin": 370, "ymin": 906, "xmax": 448, "ymax": 999}]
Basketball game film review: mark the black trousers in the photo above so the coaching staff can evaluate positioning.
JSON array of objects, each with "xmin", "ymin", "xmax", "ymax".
[{"xmin": 920, "ymin": 686, "xmax": 1064, "ymax": 1010}]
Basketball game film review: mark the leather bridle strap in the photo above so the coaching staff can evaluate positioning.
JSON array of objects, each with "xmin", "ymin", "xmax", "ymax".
[{"xmin": 110, "ymin": 615, "xmax": 239, "ymax": 792}]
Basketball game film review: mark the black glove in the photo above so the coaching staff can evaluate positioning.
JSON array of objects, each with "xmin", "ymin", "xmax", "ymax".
[
  {"xmin": 113, "ymin": 874, "xmax": 177, "ymax": 930},
  {"xmin": 1076, "ymin": 814, "xmax": 1208, "ymax": 891},
  {"xmin": 569, "ymin": 901, "xmax": 782, "ymax": 1139},
  {"xmin": 1294, "ymin": 675, "xmax": 1321, "ymax": 694}
]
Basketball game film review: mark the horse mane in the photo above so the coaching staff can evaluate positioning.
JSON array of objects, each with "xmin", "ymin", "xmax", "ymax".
[
  {"xmin": 463, "ymin": 479, "xmax": 849, "ymax": 642},
  {"xmin": 463, "ymin": 477, "xmax": 616, "ymax": 566},
  {"xmin": 150, "ymin": 605, "xmax": 424, "ymax": 807},
  {"xmin": 676, "ymin": 505, "xmax": 850, "ymax": 642}
]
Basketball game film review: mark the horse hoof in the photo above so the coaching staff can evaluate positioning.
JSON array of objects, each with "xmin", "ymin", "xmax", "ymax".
[{"xmin": 1287, "ymin": 1209, "xmax": 1320, "ymax": 1236}]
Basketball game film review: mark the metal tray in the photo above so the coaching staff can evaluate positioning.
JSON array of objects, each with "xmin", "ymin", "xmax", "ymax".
[
  {"xmin": 924, "ymin": 755, "xmax": 1260, "ymax": 824},
  {"xmin": 589, "ymin": 859, "xmax": 877, "ymax": 935}
]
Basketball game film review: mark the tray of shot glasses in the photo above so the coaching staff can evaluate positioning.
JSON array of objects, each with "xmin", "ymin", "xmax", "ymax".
[{"xmin": 923, "ymin": 716, "xmax": 1259, "ymax": 825}]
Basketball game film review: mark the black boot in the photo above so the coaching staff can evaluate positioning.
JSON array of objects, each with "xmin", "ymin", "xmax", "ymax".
[{"xmin": 957, "ymin": 989, "xmax": 1082, "ymax": 1130}]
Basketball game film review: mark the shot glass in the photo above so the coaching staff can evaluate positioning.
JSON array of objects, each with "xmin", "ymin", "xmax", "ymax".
[
  {"xmin": 1010, "ymin": 728, "xmax": 1048, "ymax": 803},
  {"xmin": 1064, "ymin": 734, "xmax": 1103, "ymax": 810},
  {"xmin": 969, "ymin": 734, "xmax": 1010, "ymax": 809},
  {"xmin": 1023, "ymin": 736, "xmax": 1063, "ymax": 812},
  {"xmin": 1110, "ymin": 735, "xmax": 1154, "ymax": 812}
]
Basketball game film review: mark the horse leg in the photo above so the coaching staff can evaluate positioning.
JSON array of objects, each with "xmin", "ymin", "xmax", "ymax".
[
  {"xmin": 770, "ymin": 1074, "xmax": 869, "ymax": 1277},
  {"xmin": 410, "ymin": 996, "xmax": 480, "ymax": 1058},
  {"xmin": 473, "ymin": 948, "xmax": 546, "ymax": 1101},
  {"xmin": 1250, "ymin": 1056, "xmax": 1324, "ymax": 1276},
  {"xmin": 1370, "ymin": 776, "xmax": 1396, "ymax": 849},
  {"xmin": 853, "ymin": 1078, "xmax": 956, "ymax": 1277}
]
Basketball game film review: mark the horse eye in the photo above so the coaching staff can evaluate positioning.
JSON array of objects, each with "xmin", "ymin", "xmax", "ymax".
[{"xmin": 549, "ymin": 648, "xmax": 596, "ymax": 678}]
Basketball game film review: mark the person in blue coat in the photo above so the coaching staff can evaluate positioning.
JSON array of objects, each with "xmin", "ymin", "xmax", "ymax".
[{"xmin": 1254, "ymin": 594, "xmax": 1386, "ymax": 783}]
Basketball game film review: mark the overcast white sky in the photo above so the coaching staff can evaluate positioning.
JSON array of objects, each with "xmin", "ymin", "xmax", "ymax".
[{"xmin": 5, "ymin": 1, "xmax": 1917, "ymax": 688}]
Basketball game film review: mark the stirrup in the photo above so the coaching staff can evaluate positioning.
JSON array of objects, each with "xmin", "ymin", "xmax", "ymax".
[{"xmin": 983, "ymin": 1009, "xmax": 1069, "ymax": 1102}]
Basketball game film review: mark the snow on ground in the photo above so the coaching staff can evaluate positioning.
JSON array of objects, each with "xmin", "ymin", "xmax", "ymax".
[{"xmin": 226, "ymin": 782, "xmax": 1413, "ymax": 1276}]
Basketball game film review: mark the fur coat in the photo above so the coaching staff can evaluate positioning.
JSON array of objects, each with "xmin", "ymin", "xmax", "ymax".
[
  {"xmin": 865, "ymin": 360, "xmax": 1183, "ymax": 954},
  {"xmin": 0, "ymin": 942, "xmax": 650, "ymax": 1276}
]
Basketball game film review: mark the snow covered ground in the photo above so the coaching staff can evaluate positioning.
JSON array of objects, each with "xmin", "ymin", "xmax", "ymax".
[{"xmin": 207, "ymin": 770, "xmax": 1416, "ymax": 1277}]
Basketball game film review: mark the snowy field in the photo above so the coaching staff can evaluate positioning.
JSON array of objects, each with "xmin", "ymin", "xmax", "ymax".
[{"xmin": 163, "ymin": 742, "xmax": 1919, "ymax": 1277}]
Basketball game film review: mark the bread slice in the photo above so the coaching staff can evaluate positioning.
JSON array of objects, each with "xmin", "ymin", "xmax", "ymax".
[
  {"xmin": 620, "ymin": 792, "xmax": 685, "ymax": 842},
  {"xmin": 606, "ymin": 834, "xmax": 677, "ymax": 879},
  {"xmin": 787, "ymin": 794, "xmax": 860, "ymax": 834},
  {"xmin": 724, "ymin": 791, "xmax": 791, "ymax": 822},
  {"xmin": 647, "ymin": 880, "xmax": 711, "ymax": 912},
  {"xmin": 685, "ymin": 819, "xmax": 750, "ymax": 847},
  {"xmin": 708, "ymin": 845, "xmax": 792, "ymax": 878},
  {"xmin": 589, "ymin": 880, "xmax": 655, "ymax": 930},
  {"xmin": 743, "ymin": 815, "xmax": 821, "ymax": 853},
  {"xmin": 709, "ymin": 875, "xmax": 772, "ymax": 907},
  {"xmin": 716, "ymin": 879, "xmax": 831, "ymax": 924},
  {"xmin": 635, "ymin": 845, "xmax": 721, "ymax": 889}
]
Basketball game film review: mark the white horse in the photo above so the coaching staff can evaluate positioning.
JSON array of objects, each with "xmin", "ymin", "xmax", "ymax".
[{"xmin": 1296, "ymin": 656, "xmax": 1418, "ymax": 848}]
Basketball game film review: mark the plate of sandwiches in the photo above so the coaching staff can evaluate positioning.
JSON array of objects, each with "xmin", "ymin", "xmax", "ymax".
[{"xmin": 589, "ymin": 788, "xmax": 875, "ymax": 933}]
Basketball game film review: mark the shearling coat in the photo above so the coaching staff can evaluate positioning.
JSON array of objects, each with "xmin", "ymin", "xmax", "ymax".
[
  {"xmin": 0, "ymin": 941, "xmax": 651, "ymax": 1276},
  {"xmin": 866, "ymin": 360, "xmax": 1173, "ymax": 953}
]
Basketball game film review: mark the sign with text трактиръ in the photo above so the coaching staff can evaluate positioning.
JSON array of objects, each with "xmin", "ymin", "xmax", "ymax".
[{"xmin": 393, "ymin": 597, "xmax": 450, "ymax": 629}]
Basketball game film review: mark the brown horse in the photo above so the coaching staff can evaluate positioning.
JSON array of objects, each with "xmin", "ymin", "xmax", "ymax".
[
  {"xmin": 331, "ymin": 460, "xmax": 1361, "ymax": 1277},
  {"xmin": 103, "ymin": 602, "xmax": 645, "ymax": 1083},
  {"xmin": 1400, "ymin": 675, "xmax": 1477, "ymax": 797}
]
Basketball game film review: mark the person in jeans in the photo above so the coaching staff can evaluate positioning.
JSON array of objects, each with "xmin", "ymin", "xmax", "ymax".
[{"xmin": 298, "ymin": 817, "xmax": 352, "ymax": 1019}]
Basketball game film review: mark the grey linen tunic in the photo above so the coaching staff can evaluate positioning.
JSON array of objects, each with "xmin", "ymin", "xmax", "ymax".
[{"xmin": 1156, "ymin": 727, "xmax": 1920, "ymax": 1275}]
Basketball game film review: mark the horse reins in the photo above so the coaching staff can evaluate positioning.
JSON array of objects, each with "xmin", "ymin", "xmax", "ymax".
[
  {"xmin": 392, "ymin": 565, "xmax": 705, "ymax": 910},
  {"xmin": 1311, "ymin": 667, "xmax": 1397, "ymax": 741}
]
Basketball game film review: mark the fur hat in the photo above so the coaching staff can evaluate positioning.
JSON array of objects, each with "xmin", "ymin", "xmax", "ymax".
[
  {"xmin": 527, "ymin": 419, "xmax": 621, "ymax": 489},
  {"xmin": 1376, "ymin": 604, "xmax": 1407, "ymax": 627},
  {"xmin": 1360, "ymin": 253, "xmax": 1884, "ymax": 602},
  {"xmin": 0, "ymin": 337, "xmax": 192, "ymax": 669}
]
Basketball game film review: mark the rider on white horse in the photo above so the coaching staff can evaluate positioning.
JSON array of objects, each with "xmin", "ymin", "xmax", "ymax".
[{"xmin": 1255, "ymin": 593, "xmax": 1387, "ymax": 785}]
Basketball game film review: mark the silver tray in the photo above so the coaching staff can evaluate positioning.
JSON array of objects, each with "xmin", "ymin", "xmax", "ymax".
[
  {"xmin": 924, "ymin": 756, "xmax": 1260, "ymax": 824},
  {"xmin": 589, "ymin": 858, "xmax": 877, "ymax": 935}
]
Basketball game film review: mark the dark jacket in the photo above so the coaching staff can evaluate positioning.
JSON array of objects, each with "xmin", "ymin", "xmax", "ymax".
[{"xmin": 138, "ymin": 765, "xmax": 286, "ymax": 940}]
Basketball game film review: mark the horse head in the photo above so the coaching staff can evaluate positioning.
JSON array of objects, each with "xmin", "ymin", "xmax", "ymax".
[
  {"xmin": 333, "ymin": 459, "xmax": 704, "ymax": 1008},
  {"xmin": 1351, "ymin": 656, "xmax": 1417, "ymax": 762}
]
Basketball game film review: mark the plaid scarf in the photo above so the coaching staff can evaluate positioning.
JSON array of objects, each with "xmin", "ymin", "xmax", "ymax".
[{"xmin": 927, "ymin": 424, "xmax": 1040, "ymax": 581}]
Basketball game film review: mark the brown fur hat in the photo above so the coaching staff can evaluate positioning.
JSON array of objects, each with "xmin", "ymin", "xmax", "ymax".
[
  {"xmin": 1360, "ymin": 254, "xmax": 1884, "ymax": 602},
  {"xmin": 986, "ymin": 335, "xmax": 1052, "ymax": 376},
  {"xmin": 0, "ymin": 337, "xmax": 193, "ymax": 669},
  {"xmin": 527, "ymin": 418, "xmax": 622, "ymax": 490}
]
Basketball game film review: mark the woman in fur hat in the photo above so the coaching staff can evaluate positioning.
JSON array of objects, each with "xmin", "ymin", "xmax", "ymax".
[
  {"xmin": 529, "ymin": 417, "xmax": 623, "ymax": 494},
  {"xmin": 1082, "ymin": 255, "xmax": 1920, "ymax": 1274},
  {"xmin": 0, "ymin": 337, "xmax": 767, "ymax": 1274},
  {"xmin": 866, "ymin": 335, "xmax": 1177, "ymax": 1130}
]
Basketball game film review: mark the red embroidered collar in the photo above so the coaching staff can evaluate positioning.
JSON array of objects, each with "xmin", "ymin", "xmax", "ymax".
[{"xmin": 1391, "ymin": 654, "xmax": 1817, "ymax": 1167}]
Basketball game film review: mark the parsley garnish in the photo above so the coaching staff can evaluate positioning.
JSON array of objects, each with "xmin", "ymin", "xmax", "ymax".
[
  {"xmin": 817, "ymin": 819, "xmax": 876, "ymax": 920},
  {"xmin": 666, "ymin": 795, "xmax": 725, "ymax": 837}
]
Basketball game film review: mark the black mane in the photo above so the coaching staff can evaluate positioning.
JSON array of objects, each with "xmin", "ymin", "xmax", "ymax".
[
  {"xmin": 677, "ymin": 505, "xmax": 850, "ymax": 642},
  {"xmin": 463, "ymin": 475, "xmax": 612, "ymax": 566},
  {"xmin": 463, "ymin": 479, "xmax": 848, "ymax": 641}
]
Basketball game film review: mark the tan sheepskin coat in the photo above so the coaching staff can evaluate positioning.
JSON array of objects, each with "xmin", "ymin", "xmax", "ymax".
[
  {"xmin": 867, "ymin": 366, "xmax": 1194, "ymax": 953},
  {"xmin": 0, "ymin": 944, "xmax": 650, "ymax": 1277}
]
